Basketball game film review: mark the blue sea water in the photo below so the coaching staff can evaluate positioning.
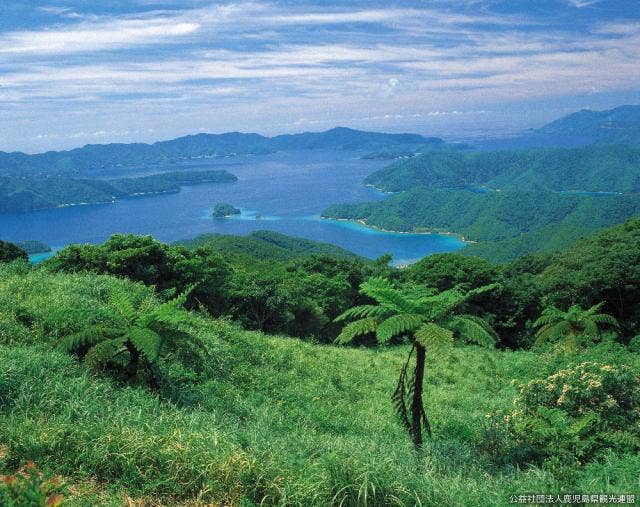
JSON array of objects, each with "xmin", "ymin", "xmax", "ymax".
[{"xmin": 2, "ymin": 150, "xmax": 466, "ymax": 266}]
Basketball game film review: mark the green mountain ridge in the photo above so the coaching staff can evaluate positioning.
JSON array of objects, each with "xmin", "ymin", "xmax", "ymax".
[
  {"xmin": 364, "ymin": 144, "xmax": 640, "ymax": 193},
  {"xmin": 476, "ymin": 104, "xmax": 640, "ymax": 149}
]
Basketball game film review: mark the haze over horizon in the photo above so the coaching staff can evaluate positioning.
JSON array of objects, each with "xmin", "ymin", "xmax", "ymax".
[{"xmin": 1, "ymin": 0, "xmax": 640, "ymax": 153}]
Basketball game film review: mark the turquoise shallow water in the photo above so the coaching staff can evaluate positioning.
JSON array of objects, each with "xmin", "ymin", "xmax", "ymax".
[{"xmin": 2, "ymin": 150, "xmax": 466, "ymax": 266}]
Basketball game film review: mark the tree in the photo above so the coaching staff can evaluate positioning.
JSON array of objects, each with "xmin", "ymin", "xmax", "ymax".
[
  {"xmin": 335, "ymin": 277, "xmax": 497, "ymax": 448},
  {"xmin": 0, "ymin": 240, "xmax": 28, "ymax": 263},
  {"xmin": 58, "ymin": 285, "xmax": 193, "ymax": 384},
  {"xmin": 533, "ymin": 302, "xmax": 618, "ymax": 351},
  {"xmin": 408, "ymin": 253, "xmax": 497, "ymax": 291}
]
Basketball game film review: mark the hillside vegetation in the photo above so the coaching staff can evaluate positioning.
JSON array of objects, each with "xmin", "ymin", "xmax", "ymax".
[
  {"xmin": 364, "ymin": 144, "xmax": 640, "ymax": 193},
  {"xmin": 0, "ymin": 250, "xmax": 638, "ymax": 505},
  {"xmin": 323, "ymin": 188, "xmax": 640, "ymax": 261},
  {"xmin": 176, "ymin": 230, "xmax": 359, "ymax": 262},
  {"xmin": 0, "ymin": 170, "xmax": 237, "ymax": 213}
]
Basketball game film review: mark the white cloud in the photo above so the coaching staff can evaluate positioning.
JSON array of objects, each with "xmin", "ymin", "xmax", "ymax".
[
  {"xmin": 566, "ymin": 0, "xmax": 600, "ymax": 8},
  {"xmin": 0, "ymin": 18, "xmax": 199, "ymax": 55}
]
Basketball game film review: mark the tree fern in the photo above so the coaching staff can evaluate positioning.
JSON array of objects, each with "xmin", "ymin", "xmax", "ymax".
[
  {"xmin": 414, "ymin": 322, "xmax": 453, "ymax": 351},
  {"xmin": 58, "ymin": 326, "xmax": 123, "ymax": 354},
  {"xmin": 335, "ymin": 277, "xmax": 496, "ymax": 449},
  {"xmin": 448, "ymin": 315, "xmax": 497, "ymax": 347},
  {"xmin": 58, "ymin": 286, "xmax": 192, "ymax": 383},
  {"xmin": 534, "ymin": 302, "xmax": 618, "ymax": 351},
  {"xmin": 335, "ymin": 305, "xmax": 388, "ymax": 322}
]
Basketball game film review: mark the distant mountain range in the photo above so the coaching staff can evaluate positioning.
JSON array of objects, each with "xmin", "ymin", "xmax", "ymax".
[
  {"xmin": 477, "ymin": 105, "xmax": 640, "ymax": 149},
  {"xmin": 0, "ymin": 127, "xmax": 444, "ymax": 178}
]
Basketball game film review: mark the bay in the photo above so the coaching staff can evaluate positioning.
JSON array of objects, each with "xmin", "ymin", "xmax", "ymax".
[{"xmin": 1, "ymin": 150, "xmax": 466, "ymax": 265}]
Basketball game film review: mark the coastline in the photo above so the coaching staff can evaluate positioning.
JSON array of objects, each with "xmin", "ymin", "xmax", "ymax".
[{"xmin": 322, "ymin": 216, "xmax": 475, "ymax": 244}]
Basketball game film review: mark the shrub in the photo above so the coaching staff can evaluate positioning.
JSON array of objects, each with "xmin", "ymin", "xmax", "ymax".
[{"xmin": 484, "ymin": 362, "xmax": 640, "ymax": 465}]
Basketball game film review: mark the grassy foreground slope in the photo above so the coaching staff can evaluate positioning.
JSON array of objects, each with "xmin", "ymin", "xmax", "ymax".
[{"xmin": 1, "ymin": 266, "xmax": 637, "ymax": 505}]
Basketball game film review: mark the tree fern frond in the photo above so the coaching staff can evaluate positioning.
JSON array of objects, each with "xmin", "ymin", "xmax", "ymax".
[
  {"xmin": 360, "ymin": 277, "xmax": 417, "ymax": 314},
  {"xmin": 536, "ymin": 320, "xmax": 571, "ymax": 344},
  {"xmin": 376, "ymin": 314, "xmax": 424, "ymax": 344},
  {"xmin": 533, "ymin": 312, "xmax": 563, "ymax": 327},
  {"xmin": 334, "ymin": 305, "xmax": 388, "ymax": 322},
  {"xmin": 335, "ymin": 317, "xmax": 378, "ymax": 345},
  {"xmin": 584, "ymin": 302, "xmax": 605, "ymax": 316},
  {"xmin": 84, "ymin": 338, "xmax": 126, "ymax": 370},
  {"xmin": 107, "ymin": 287, "xmax": 137, "ymax": 324},
  {"xmin": 582, "ymin": 320, "xmax": 599, "ymax": 337},
  {"xmin": 449, "ymin": 315, "xmax": 497, "ymax": 347},
  {"xmin": 128, "ymin": 327, "xmax": 162, "ymax": 363},
  {"xmin": 414, "ymin": 322, "xmax": 453, "ymax": 351},
  {"xmin": 591, "ymin": 313, "xmax": 619, "ymax": 326},
  {"xmin": 467, "ymin": 283, "xmax": 500, "ymax": 298},
  {"xmin": 58, "ymin": 326, "xmax": 123, "ymax": 354}
]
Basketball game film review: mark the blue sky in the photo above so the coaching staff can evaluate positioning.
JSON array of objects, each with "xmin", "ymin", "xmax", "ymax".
[{"xmin": 1, "ymin": 0, "xmax": 639, "ymax": 152}]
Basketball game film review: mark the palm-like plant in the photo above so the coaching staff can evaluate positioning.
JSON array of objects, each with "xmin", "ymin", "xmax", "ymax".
[
  {"xmin": 335, "ymin": 277, "xmax": 497, "ymax": 448},
  {"xmin": 533, "ymin": 302, "xmax": 618, "ymax": 351},
  {"xmin": 59, "ymin": 285, "xmax": 193, "ymax": 383}
]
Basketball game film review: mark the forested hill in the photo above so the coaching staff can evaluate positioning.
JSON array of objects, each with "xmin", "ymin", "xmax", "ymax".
[
  {"xmin": 477, "ymin": 104, "xmax": 640, "ymax": 149},
  {"xmin": 175, "ymin": 230, "xmax": 360, "ymax": 262},
  {"xmin": 364, "ymin": 144, "xmax": 640, "ymax": 193},
  {"xmin": 0, "ymin": 169, "xmax": 237, "ymax": 213},
  {"xmin": 0, "ymin": 127, "xmax": 442, "ymax": 178},
  {"xmin": 322, "ymin": 188, "xmax": 640, "ymax": 262}
]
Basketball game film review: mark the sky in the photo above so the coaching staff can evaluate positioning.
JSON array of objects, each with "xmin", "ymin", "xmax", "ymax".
[{"xmin": 0, "ymin": 0, "xmax": 639, "ymax": 153}]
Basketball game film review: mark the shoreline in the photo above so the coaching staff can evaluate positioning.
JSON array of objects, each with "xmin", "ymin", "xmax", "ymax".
[{"xmin": 322, "ymin": 216, "xmax": 475, "ymax": 244}]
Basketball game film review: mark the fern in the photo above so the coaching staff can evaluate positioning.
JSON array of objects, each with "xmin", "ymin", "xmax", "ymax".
[
  {"xmin": 335, "ymin": 317, "xmax": 378, "ymax": 344},
  {"xmin": 448, "ymin": 315, "xmax": 497, "ymax": 347},
  {"xmin": 58, "ymin": 326, "xmax": 123, "ymax": 354},
  {"xmin": 335, "ymin": 305, "xmax": 388, "ymax": 322},
  {"xmin": 84, "ymin": 337, "xmax": 127, "ymax": 370},
  {"xmin": 335, "ymin": 277, "xmax": 496, "ymax": 448},
  {"xmin": 533, "ymin": 302, "xmax": 617, "ymax": 350},
  {"xmin": 57, "ymin": 286, "xmax": 192, "ymax": 383},
  {"xmin": 414, "ymin": 322, "xmax": 453, "ymax": 351},
  {"xmin": 128, "ymin": 327, "xmax": 162, "ymax": 363},
  {"xmin": 376, "ymin": 314, "xmax": 423, "ymax": 344}
]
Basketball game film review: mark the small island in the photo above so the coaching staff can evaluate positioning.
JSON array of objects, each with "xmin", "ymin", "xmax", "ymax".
[{"xmin": 212, "ymin": 203, "xmax": 241, "ymax": 218}]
